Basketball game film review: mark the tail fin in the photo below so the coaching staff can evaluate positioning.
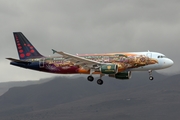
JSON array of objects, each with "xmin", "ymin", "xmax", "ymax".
[{"xmin": 13, "ymin": 32, "xmax": 43, "ymax": 60}]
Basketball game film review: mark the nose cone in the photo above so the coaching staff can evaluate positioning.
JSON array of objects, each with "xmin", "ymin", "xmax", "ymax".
[{"xmin": 165, "ymin": 59, "xmax": 174, "ymax": 68}]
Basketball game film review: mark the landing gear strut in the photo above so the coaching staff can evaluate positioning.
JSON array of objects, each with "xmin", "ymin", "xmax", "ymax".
[
  {"xmin": 96, "ymin": 74, "xmax": 104, "ymax": 85},
  {"xmin": 148, "ymin": 70, "xmax": 154, "ymax": 80},
  {"xmin": 87, "ymin": 69, "xmax": 95, "ymax": 82}
]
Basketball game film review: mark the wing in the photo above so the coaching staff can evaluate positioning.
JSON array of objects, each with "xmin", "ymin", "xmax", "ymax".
[{"xmin": 52, "ymin": 49, "xmax": 101, "ymax": 69}]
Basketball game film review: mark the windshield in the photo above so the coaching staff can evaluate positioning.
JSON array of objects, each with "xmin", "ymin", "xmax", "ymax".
[{"xmin": 157, "ymin": 55, "xmax": 166, "ymax": 58}]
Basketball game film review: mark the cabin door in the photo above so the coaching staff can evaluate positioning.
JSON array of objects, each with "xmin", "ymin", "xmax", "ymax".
[{"xmin": 39, "ymin": 58, "xmax": 45, "ymax": 68}]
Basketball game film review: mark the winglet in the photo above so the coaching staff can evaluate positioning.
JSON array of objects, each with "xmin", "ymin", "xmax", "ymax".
[{"xmin": 52, "ymin": 49, "xmax": 57, "ymax": 54}]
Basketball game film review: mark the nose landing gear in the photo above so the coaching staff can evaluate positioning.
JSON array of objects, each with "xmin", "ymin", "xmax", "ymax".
[
  {"xmin": 149, "ymin": 76, "xmax": 154, "ymax": 80},
  {"xmin": 148, "ymin": 70, "xmax": 154, "ymax": 80}
]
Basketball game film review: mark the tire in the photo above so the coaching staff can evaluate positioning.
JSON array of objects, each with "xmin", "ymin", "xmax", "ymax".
[
  {"xmin": 97, "ymin": 79, "xmax": 103, "ymax": 85},
  {"xmin": 149, "ymin": 76, "xmax": 154, "ymax": 80},
  {"xmin": 87, "ymin": 76, "xmax": 94, "ymax": 82}
]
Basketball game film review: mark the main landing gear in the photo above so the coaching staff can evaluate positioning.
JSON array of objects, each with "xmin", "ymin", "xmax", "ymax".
[
  {"xmin": 148, "ymin": 70, "xmax": 154, "ymax": 80},
  {"xmin": 97, "ymin": 79, "xmax": 103, "ymax": 85},
  {"xmin": 87, "ymin": 69, "xmax": 104, "ymax": 85},
  {"xmin": 87, "ymin": 76, "xmax": 94, "ymax": 82},
  {"xmin": 87, "ymin": 75, "xmax": 104, "ymax": 85}
]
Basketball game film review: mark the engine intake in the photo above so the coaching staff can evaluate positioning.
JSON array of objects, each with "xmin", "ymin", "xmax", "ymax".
[{"xmin": 100, "ymin": 64, "xmax": 118, "ymax": 74}]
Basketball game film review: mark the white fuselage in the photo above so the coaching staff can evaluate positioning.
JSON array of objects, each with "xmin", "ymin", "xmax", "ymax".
[{"xmin": 130, "ymin": 52, "xmax": 173, "ymax": 71}]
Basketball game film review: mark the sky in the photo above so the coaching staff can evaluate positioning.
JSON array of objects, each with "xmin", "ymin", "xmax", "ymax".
[{"xmin": 0, "ymin": 0, "xmax": 180, "ymax": 82}]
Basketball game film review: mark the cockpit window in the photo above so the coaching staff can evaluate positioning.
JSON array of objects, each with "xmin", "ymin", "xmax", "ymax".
[{"xmin": 157, "ymin": 56, "xmax": 166, "ymax": 58}]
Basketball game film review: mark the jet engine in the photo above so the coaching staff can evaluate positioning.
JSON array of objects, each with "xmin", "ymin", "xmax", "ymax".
[
  {"xmin": 100, "ymin": 64, "xmax": 118, "ymax": 74},
  {"xmin": 109, "ymin": 71, "xmax": 131, "ymax": 80}
]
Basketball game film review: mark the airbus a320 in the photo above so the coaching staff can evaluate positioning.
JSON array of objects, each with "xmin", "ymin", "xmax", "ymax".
[{"xmin": 7, "ymin": 32, "xmax": 174, "ymax": 85}]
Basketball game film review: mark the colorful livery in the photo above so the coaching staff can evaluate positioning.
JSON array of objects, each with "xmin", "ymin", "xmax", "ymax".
[{"xmin": 7, "ymin": 32, "xmax": 174, "ymax": 85}]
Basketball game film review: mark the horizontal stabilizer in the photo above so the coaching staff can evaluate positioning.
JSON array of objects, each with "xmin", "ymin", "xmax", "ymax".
[{"xmin": 6, "ymin": 58, "xmax": 31, "ymax": 64}]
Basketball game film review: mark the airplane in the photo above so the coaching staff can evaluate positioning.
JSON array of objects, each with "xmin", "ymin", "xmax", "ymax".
[{"xmin": 6, "ymin": 32, "xmax": 174, "ymax": 85}]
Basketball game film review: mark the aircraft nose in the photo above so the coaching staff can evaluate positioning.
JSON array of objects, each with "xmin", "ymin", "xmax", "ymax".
[{"xmin": 166, "ymin": 58, "xmax": 174, "ymax": 67}]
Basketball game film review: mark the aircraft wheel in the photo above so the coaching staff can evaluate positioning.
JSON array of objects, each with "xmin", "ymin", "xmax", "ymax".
[
  {"xmin": 97, "ymin": 79, "xmax": 103, "ymax": 85},
  {"xmin": 149, "ymin": 76, "xmax": 154, "ymax": 80},
  {"xmin": 87, "ymin": 76, "xmax": 94, "ymax": 82}
]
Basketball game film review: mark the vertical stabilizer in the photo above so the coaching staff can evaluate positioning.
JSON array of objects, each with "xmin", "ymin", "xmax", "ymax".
[{"xmin": 13, "ymin": 32, "xmax": 43, "ymax": 60}]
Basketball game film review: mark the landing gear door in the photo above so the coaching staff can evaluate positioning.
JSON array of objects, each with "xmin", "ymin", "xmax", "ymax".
[
  {"xmin": 39, "ymin": 58, "xmax": 45, "ymax": 68},
  {"xmin": 146, "ymin": 52, "xmax": 152, "ymax": 58}
]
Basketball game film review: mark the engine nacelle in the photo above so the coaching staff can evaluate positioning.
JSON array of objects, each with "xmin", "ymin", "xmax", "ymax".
[
  {"xmin": 100, "ymin": 64, "xmax": 118, "ymax": 74},
  {"xmin": 109, "ymin": 71, "xmax": 131, "ymax": 80}
]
